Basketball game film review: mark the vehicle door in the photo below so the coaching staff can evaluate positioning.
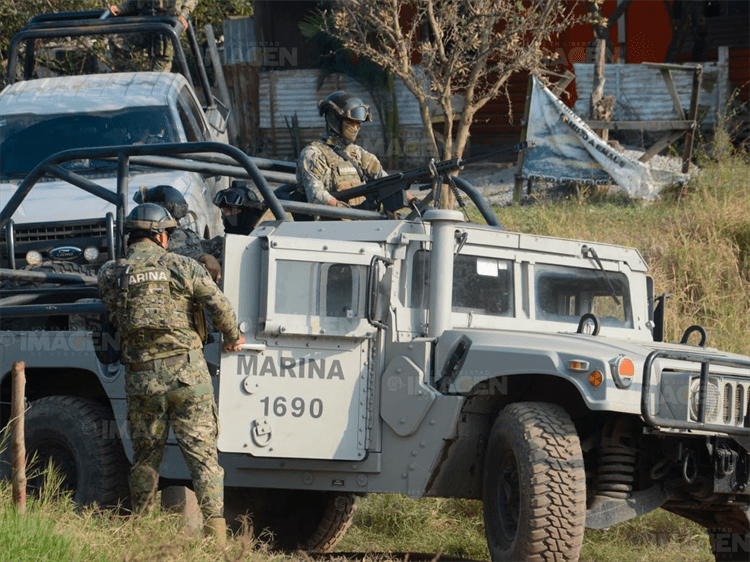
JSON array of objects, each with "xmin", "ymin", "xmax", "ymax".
[{"xmin": 218, "ymin": 232, "xmax": 386, "ymax": 461}]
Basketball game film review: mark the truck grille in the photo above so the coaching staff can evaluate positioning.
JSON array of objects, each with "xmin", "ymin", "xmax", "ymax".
[
  {"xmin": 692, "ymin": 377, "xmax": 750, "ymax": 427},
  {"xmin": 1, "ymin": 220, "xmax": 108, "ymax": 244},
  {"xmin": 721, "ymin": 381, "xmax": 750, "ymax": 426}
]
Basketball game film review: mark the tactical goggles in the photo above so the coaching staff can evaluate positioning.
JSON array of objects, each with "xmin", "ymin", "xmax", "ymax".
[
  {"xmin": 214, "ymin": 189, "xmax": 247, "ymax": 207},
  {"xmin": 341, "ymin": 103, "xmax": 371, "ymax": 122}
]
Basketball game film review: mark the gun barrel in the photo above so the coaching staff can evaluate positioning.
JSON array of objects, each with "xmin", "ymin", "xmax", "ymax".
[{"xmin": 335, "ymin": 141, "xmax": 531, "ymax": 203}]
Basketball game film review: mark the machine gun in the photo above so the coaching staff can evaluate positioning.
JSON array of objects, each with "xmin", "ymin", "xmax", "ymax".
[{"xmin": 334, "ymin": 141, "xmax": 532, "ymax": 213}]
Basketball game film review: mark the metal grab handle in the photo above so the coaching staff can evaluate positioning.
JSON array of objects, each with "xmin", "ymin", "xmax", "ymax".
[
  {"xmin": 236, "ymin": 342, "xmax": 266, "ymax": 352},
  {"xmin": 680, "ymin": 325, "xmax": 707, "ymax": 347}
]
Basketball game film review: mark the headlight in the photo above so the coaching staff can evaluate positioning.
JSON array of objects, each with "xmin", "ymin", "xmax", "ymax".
[
  {"xmin": 83, "ymin": 246, "xmax": 99, "ymax": 262},
  {"xmin": 611, "ymin": 355, "xmax": 635, "ymax": 389},
  {"xmin": 25, "ymin": 250, "xmax": 43, "ymax": 266},
  {"xmin": 689, "ymin": 378, "xmax": 720, "ymax": 422}
]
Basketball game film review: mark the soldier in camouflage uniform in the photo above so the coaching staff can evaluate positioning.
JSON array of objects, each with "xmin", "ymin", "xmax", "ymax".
[
  {"xmin": 213, "ymin": 182, "xmax": 266, "ymax": 235},
  {"xmin": 134, "ymin": 185, "xmax": 223, "ymax": 282},
  {"xmin": 97, "ymin": 203, "xmax": 244, "ymax": 543},
  {"xmin": 107, "ymin": 0, "xmax": 196, "ymax": 72},
  {"xmin": 296, "ymin": 91, "xmax": 387, "ymax": 209}
]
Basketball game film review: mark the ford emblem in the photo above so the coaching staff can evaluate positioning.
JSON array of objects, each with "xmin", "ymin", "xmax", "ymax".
[{"xmin": 49, "ymin": 246, "xmax": 83, "ymax": 260}]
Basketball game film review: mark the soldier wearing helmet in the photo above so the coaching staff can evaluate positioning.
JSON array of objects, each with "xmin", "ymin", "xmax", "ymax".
[
  {"xmin": 213, "ymin": 181, "xmax": 265, "ymax": 235},
  {"xmin": 134, "ymin": 185, "xmax": 222, "ymax": 282},
  {"xmin": 97, "ymin": 202, "xmax": 244, "ymax": 545},
  {"xmin": 295, "ymin": 90, "xmax": 387, "ymax": 208}
]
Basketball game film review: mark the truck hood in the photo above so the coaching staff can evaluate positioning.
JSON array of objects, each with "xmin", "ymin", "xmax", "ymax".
[
  {"xmin": 1, "ymin": 170, "xmax": 204, "ymax": 225},
  {"xmin": 435, "ymin": 328, "xmax": 750, "ymax": 413}
]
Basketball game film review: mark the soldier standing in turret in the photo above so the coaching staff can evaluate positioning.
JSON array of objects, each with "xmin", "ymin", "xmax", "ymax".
[{"xmin": 296, "ymin": 90, "xmax": 387, "ymax": 209}]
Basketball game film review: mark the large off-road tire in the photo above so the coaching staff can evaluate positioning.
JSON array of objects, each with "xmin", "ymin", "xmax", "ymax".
[
  {"xmin": 483, "ymin": 401, "xmax": 586, "ymax": 562},
  {"xmin": 1, "ymin": 396, "xmax": 129, "ymax": 506},
  {"xmin": 225, "ymin": 487, "xmax": 357, "ymax": 552}
]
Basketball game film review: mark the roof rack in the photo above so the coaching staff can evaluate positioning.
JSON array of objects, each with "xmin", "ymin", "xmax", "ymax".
[{"xmin": 6, "ymin": 11, "xmax": 214, "ymax": 109}]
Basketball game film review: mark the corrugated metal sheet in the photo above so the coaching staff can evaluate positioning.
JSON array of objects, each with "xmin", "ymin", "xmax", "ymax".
[
  {"xmin": 573, "ymin": 62, "xmax": 729, "ymax": 127},
  {"xmin": 257, "ymin": 69, "xmax": 427, "ymax": 160},
  {"xmin": 223, "ymin": 17, "xmax": 257, "ymax": 66}
]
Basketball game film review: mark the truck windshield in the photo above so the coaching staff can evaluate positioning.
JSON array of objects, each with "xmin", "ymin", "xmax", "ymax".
[
  {"xmin": 535, "ymin": 264, "xmax": 633, "ymax": 328},
  {"xmin": 0, "ymin": 106, "xmax": 178, "ymax": 177}
]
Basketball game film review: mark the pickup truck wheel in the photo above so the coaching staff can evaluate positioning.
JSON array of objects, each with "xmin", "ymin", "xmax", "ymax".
[
  {"xmin": 224, "ymin": 488, "xmax": 357, "ymax": 552},
  {"xmin": 2, "ymin": 396, "xmax": 128, "ymax": 506},
  {"xmin": 483, "ymin": 402, "xmax": 586, "ymax": 562}
]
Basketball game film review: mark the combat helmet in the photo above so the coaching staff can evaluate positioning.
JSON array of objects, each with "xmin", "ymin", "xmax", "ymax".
[
  {"xmin": 213, "ymin": 182, "xmax": 261, "ymax": 209},
  {"xmin": 213, "ymin": 182, "xmax": 265, "ymax": 235},
  {"xmin": 124, "ymin": 203, "xmax": 178, "ymax": 241},
  {"xmin": 133, "ymin": 185, "xmax": 189, "ymax": 220},
  {"xmin": 318, "ymin": 90, "xmax": 371, "ymax": 141}
]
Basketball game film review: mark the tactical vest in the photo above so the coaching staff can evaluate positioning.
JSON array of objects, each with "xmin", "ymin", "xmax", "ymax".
[
  {"xmin": 311, "ymin": 141, "xmax": 366, "ymax": 203},
  {"xmin": 114, "ymin": 253, "xmax": 192, "ymax": 333},
  {"xmin": 132, "ymin": 0, "xmax": 180, "ymax": 13}
]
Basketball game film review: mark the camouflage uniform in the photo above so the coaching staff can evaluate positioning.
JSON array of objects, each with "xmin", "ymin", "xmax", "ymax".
[
  {"xmin": 97, "ymin": 241, "xmax": 240, "ymax": 520},
  {"xmin": 110, "ymin": 0, "xmax": 197, "ymax": 72},
  {"xmin": 168, "ymin": 227, "xmax": 223, "ymax": 261},
  {"xmin": 296, "ymin": 133, "xmax": 386, "ymax": 206}
]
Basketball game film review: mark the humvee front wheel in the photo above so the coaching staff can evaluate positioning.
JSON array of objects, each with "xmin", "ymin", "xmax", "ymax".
[
  {"xmin": 483, "ymin": 401, "xmax": 586, "ymax": 562},
  {"xmin": 224, "ymin": 488, "xmax": 357, "ymax": 552}
]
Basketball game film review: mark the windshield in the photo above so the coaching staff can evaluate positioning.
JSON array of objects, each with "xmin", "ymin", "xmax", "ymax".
[
  {"xmin": 535, "ymin": 264, "xmax": 632, "ymax": 328},
  {"xmin": 0, "ymin": 106, "xmax": 178, "ymax": 177}
]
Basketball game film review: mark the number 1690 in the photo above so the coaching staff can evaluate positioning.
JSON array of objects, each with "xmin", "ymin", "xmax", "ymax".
[{"xmin": 260, "ymin": 396, "xmax": 323, "ymax": 419}]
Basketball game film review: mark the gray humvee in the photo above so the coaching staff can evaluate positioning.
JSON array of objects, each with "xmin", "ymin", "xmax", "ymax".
[{"xmin": 1, "ymin": 141, "xmax": 749, "ymax": 562}]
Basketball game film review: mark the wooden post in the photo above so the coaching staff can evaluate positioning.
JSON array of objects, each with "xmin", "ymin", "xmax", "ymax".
[
  {"xmin": 204, "ymin": 24, "xmax": 238, "ymax": 144},
  {"xmin": 682, "ymin": 65, "xmax": 703, "ymax": 173},
  {"xmin": 11, "ymin": 360, "xmax": 26, "ymax": 515},
  {"xmin": 514, "ymin": 76, "xmax": 534, "ymax": 204},
  {"xmin": 590, "ymin": 38, "xmax": 609, "ymax": 142}
]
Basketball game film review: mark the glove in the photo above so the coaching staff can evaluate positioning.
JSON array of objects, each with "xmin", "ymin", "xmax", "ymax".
[{"xmin": 198, "ymin": 254, "xmax": 222, "ymax": 283}]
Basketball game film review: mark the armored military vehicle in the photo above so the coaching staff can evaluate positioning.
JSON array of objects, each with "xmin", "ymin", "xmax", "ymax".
[{"xmin": 1, "ymin": 141, "xmax": 749, "ymax": 562}]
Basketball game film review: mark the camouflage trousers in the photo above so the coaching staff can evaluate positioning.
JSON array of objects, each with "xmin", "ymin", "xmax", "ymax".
[
  {"xmin": 109, "ymin": 33, "xmax": 174, "ymax": 73},
  {"xmin": 126, "ymin": 368, "xmax": 223, "ymax": 520}
]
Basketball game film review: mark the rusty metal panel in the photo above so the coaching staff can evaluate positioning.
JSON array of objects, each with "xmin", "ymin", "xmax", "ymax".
[
  {"xmin": 573, "ymin": 62, "xmax": 729, "ymax": 128},
  {"xmin": 223, "ymin": 17, "xmax": 257, "ymax": 66},
  {"xmin": 257, "ymin": 69, "xmax": 425, "ymax": 160},
  {"xmin": 223, "ymin": 63, "xmax": 260, "ymax": 154}
]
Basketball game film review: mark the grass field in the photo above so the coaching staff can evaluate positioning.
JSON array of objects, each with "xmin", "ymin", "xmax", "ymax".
[{"xmin": 1, "ymin": 141, "xmax": 748, "ymax": 561}]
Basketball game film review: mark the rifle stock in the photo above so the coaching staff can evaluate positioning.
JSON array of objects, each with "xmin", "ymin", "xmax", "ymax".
[{"xmin": 335, "ymin": 141, "xmax": 530, "ymax": 212}]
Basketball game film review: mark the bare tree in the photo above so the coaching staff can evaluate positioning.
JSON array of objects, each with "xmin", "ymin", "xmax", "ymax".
[{"xmin": 320, "ymin": 0, "xmax": 589, "ymax": 171}]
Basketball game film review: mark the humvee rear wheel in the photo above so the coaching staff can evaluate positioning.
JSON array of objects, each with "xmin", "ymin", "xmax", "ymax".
[
  {"xmin": 483, "ymin": 402, "xmax": 586, "ymax": 562},
  {"xmin": 224, "ymin": 488, "xmax": 357, "ymax": 552},
  {"xmin": 2, "ymin": 396, "xmax": 128, "ymax": 506}
]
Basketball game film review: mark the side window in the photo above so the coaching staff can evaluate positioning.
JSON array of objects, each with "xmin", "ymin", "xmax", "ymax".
[
  {"xmin": 177, "ymin": 86, "xmax": 210, "ymax": 140},
  {"xmin": 452, "ymin": 255, "xmax": 514, "ymax": 316},
  {"xmin": 323, "ymin": 264, "xmax": 361, "ymax": 318},
  {"xmin": 410, "ymin": 250, "xmax": 514, "ymax": 317},
  {"xmin": 273, "ymin": 260, "xmax": 364, "ymax": 319},
  {"xmin": 176, "ymin": 102, "xmax": 200, "ymax": 142}
]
